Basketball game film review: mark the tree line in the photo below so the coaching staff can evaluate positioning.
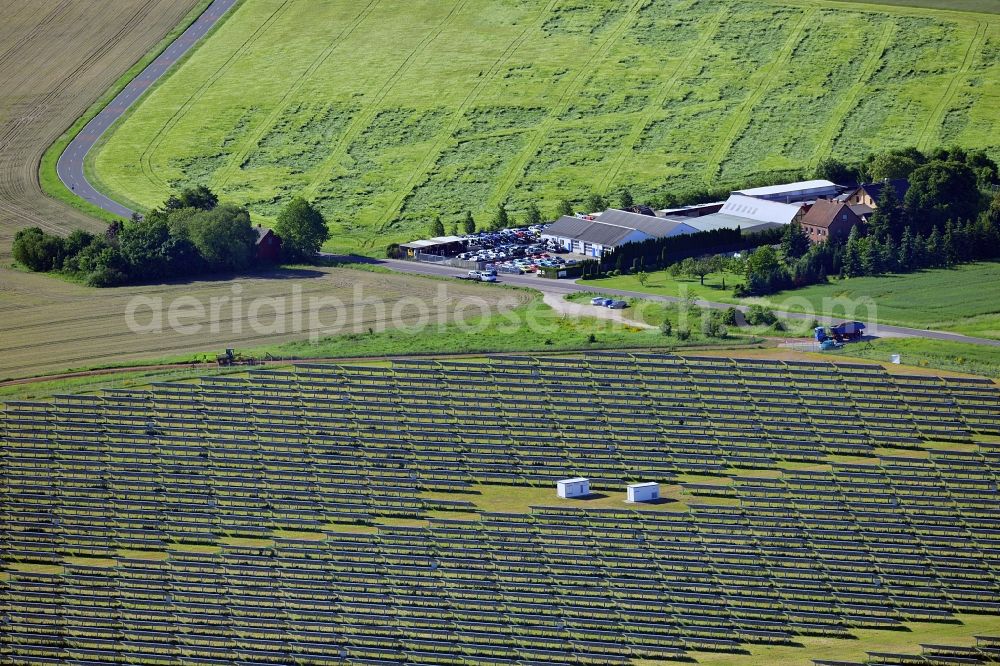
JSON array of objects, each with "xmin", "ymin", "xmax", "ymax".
[
  {"xmin": 731, "ymin": 147, "xmax": 1000, "ymax": 296},
  {"xmin": 13, "ymin": 187, "xmax": 329, "ymax": 287}
]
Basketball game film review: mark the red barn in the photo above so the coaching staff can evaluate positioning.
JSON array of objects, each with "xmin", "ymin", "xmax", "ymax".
[{"xmin": 255, "ymin": 226, "xmax": 281, "ymax": 262}]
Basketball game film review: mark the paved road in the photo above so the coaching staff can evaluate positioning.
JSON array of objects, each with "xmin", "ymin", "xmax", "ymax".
[
  {"xmin": 362, "ymin": 256, "xmax": 1000, "ymax": 348},
  {"xmin": 56, "ymin": 0, "xmax": 239, "ymax": 218}
]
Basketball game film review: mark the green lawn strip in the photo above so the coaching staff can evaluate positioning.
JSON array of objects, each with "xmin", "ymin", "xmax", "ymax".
[
  {"xmin": 39, "ymin": 0, "xmax": 218, "ymax": 221},
  {"xmin": 581, "ymin": 270, "xmax": 743, "ymax": 303},
  {"xmin": 254, "ymin": 295, "xmax": 741, "ymax": 360},
  {"xmin": 831, "ymin": 337, "xmax": 1000, "ymax": 379},
  {"xmin": 565, "ymin": 290, "xmax": 805, "ymax": 337}
]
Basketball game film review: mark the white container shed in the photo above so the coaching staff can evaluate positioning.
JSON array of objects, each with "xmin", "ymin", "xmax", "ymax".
[
  {"xmin": 627, "ymin": 482, "xmax": 659, "ymax": 503},
  {"xmin": 557, "ymin": 478, "xmax": 590, "ymax": 499}
]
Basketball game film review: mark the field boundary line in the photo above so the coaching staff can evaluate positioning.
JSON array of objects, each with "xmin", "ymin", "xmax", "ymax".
[
  {"xmin": 136, "ymin": 0, "xmax": 291, "ymax": 191},
  {"xmin": 702, "ymin": 7, "xmax": 817, "ymax": 184},
  {"xmin": 809, "ymin": 18, "xmax": 896, "ymax": 168},
  {"xmin": 483, "ymin": 0, "xmax": 648, "ymax": 213},
  {"xmin": 298, "ymin": 0, "xmax": 473, "ymax": 202},
  {"xmin": 366, "ymin": 0, "xmax": 563, "ymax": 239},
  {"xmin": 214, "ymin": 0, "xmax": 382, "ymax": 188},
  {"xmin": 597, "ymin": 3, "xmax": 731, "ymax": 195},
  {"xmin": 916, "ymin": 21, "xmax": 988, "ymax": 151}
]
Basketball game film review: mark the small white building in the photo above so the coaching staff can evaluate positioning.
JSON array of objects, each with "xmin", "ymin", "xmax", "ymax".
[
  {"xmin": 557, "ymin": 477, "xmax": 590, "ymax": 499},
  {"xmin": 626, "ymin": 482, "xmax": 660, "ymax": 503}
]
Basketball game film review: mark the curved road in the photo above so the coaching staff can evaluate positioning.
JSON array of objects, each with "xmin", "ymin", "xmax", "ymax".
[
  {"xmin": 56, "ymin": 0, "xmax": 239, "ymax": 218},
  {"xmin": 57, "ymin": 1, "xmax": 1000, "ymax": 350}
]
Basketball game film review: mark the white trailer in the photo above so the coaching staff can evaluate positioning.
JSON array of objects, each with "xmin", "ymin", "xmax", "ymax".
[
  {"xmin": 557, "ymin": 478, "xmax": 590, "ymax": 499},
  {"xmin": 626, "ymin": 482, "xmax": 659, "ymax": 503}
]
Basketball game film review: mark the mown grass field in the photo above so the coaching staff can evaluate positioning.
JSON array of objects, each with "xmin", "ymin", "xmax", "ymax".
[
  {"xmin": 750, "ymin": 261, "xmax": 1000, "ymax": 338},
  {"xmin": 89, "ymin": 0, "xmax": 1000, "ymax": 254}
]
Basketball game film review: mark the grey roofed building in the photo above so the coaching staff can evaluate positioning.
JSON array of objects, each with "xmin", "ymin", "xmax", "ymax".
[
  {"xmin": 542, "ymin": 212, "xmax": 698, "ymax": 258},
  {"xmin": 596, "ymin": 208, "xmax": 699, "ymax": 237}
]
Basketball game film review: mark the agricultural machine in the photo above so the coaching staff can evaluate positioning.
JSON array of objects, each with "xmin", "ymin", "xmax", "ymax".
[{"xmin": 216, "ymin": 348, "xmax": 263, "ymax": 367}]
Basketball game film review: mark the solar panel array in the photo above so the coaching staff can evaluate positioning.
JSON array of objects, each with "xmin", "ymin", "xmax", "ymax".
[
  {"xmin": 2, "ymin": 353, "xmax": 999, "ymax": 665},
  {"xmin": 813, "ymin": 633, "xmax": 1000, "ymax": 665}
]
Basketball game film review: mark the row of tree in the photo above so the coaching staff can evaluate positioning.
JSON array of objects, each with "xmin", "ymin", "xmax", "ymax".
[
  {"xmin": 13, "ymin": 187, "xmax": 329, "ymax": 287},
  {"xmin": 730, "ymin": 183, "xmax": 1000, "ymax": 296}
]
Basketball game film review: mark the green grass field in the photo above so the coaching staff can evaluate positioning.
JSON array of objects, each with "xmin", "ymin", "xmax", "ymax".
[
  {"xmin": 750, "ymin": 261, "xmax": 1000, "ymax": 338},
  {"xmin": 585, "ymin": 261, "xmax": 1000, "ymax": 339},
  {"xmin": 89, "ymin": 0, "xmax": 1000, "ymax": 254}
]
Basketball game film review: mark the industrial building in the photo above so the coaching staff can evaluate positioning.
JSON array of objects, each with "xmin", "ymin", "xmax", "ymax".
[
  {"xmin": 674, "ymin": 194, "xmax": 807, "ymax": 235},
  {"xmin": 733, "ymin": 179, "xmax": 840, "ymax": 203},
  {"xmin": 542, "ymin": 210, "xmax": 697, "ymax": 258}
]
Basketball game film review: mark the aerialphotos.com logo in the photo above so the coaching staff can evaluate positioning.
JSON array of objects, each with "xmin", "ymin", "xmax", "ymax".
[{"xmin": 123, "ymin": 281, "xmax": 881, "ymax": 344}]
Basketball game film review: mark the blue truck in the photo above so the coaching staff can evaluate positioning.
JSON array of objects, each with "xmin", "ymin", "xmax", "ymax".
[{"xmin": 815, "ymin": 321, "xmax": 866, "ymax": 344}]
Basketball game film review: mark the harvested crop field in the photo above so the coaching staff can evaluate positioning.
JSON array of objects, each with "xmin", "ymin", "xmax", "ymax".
[
  {"xmin": 88, "ymin": 0, "xmax": 1000, "ymax": 254},
  {"xmin": 0, "ymin": 266, "xmax": 530, "ymax": 380},
  {"xmin": 0, "ymin": 0, "xmax": 203, "ymax": 256}
]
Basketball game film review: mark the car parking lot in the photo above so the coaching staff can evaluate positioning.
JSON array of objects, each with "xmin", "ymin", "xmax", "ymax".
[{"xmin": 454, "ymin": 225, "xmax": 578, "ymax": 275}]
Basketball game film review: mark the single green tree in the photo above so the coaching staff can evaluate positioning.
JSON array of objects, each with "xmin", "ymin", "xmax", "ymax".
[
  {"xmin": 430, "ymin": 216, "xmax": 445, "ymax": 237},
  {"xmin": 867, "ymin": 183, "xmax": 905, "ymax": 240},
  {"xmin": 924, "ymin": 226, "xmax": 943, "ymax": 267},
  {"xmin": 165, "ymin": 185, "xmax": 218, "ymax": 211},
  {"xmin": 188, "ymin": 204, "xmax": 258, "ymax": 271},
  {"xmin": 556, "ymin": 199, "xmax": 574, "ymax": 217},
  {"xmin": 275, "ymin": 197, "xmax": 330, "ymax": 261},
  {"xmin": 780, "ymin": 222, "xmax": 810, "ymax": 261},
  {"xmin": 493, "ymin": 203, "xmax": 510, "ymax": 231},
  {"xmin": 525, "ymin": 203, "xmax": 542, "ymax": 227},
  {"xmin": 897, "ymin": 226, "xmax": 915, "ymax": 270},
  {"xmin": 842, "ymin": 226, "xmax": 862, "ymax": 277},
  {"xmin": 463, "ymin": 211, "xmax": 476, "ymax": 235},
  {"xmin": 586, "ymin": 192, "xmax": 608, "ymax": 214},
  {"xmin": 12, "ymin": 227, "xmax": 65, "ymax": 272},
  {"xmin": 619, "ymin": 188, "xmax": 634, "ymax": 210}
]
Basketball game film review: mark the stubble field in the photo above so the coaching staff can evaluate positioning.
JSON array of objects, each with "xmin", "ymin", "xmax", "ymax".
[
  {"xmin": 88, "ymin": 0, "xmax": 1000, "ymax": 254},
  {"xmin": 0, "ymin": 266, "xmax": 531, "ymax": 380}
]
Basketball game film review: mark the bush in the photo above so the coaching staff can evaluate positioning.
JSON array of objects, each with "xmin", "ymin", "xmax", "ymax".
[
  {"xmin": 660, "ymin": 320, "xmax": 672, "ymax": 336},
  {"xmin": 675, "ymin": 328, "xmax": 691, "ymax": 341},
  {"xmin": 702, "ymin": 317, "xmax": 728, "ymax": 338},
  {"xmin": 12, "ymin": 227, "xmax": 65, "ymax": 272},
  {"xmin": 746, "ymin": 304, "xmax": 777, "ymax": 326},
  {"xmin": 719, "ymin": 307, "xmax": 740, "ymax": 326}
]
